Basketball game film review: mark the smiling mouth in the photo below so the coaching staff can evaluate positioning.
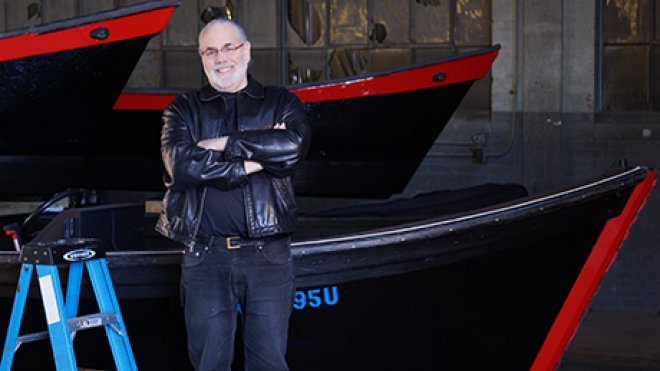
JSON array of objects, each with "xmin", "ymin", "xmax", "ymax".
[{"xmin": 215, "ymin": 65, "xmax": 233, "ymax": 74}]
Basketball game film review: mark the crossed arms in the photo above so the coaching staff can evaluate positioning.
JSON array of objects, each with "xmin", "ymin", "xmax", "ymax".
[
  {"xmin": 160, "ymin": 92, "xmax": 310, "ymax": 192},
  {"xmin": 196, "ymin": 122, "xmax": 288, "ymax": 174}
]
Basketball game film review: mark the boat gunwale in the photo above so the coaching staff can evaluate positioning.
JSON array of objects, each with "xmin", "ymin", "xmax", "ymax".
[
  {"xmin": 288, "ymin": 44, "xmax": 500, "ymax": 91},
  {"xmin": 294, "ymin": 166, "xmax": 649, "ymax": 251},
  {"xmin": 0, "ymin": 0, "xmax": 181, "ymax": 40},
  {"xmin": 0, "ymin": 167, "xmax": 649, "ymax": 266}
]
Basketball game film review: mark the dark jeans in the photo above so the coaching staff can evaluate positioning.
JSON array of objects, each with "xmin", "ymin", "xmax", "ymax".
[{"xmin": 181, "ymin": 237, "xmax": 294, "ymax": 371}]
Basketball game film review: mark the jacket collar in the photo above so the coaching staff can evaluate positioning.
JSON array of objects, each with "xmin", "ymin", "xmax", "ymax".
[{"xmin": 199, "ymin": 75, "xmax": 264, "ymax": 102}]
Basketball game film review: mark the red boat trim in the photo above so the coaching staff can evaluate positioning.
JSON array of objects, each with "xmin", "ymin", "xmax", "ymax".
[
  {"xmin": 0, "ymin": 7, "xmax": 175, "ymax": 62},
  {"xmin": 113, "ymin": 93, "xmax": 178, "ymax": 111},
  {"xmin": 292, "ymin": 50, "xmax": 498, "ymax": 103},
  {"xmin": 113, "ymin": 49, "xmax": 498, "ymax": 110},
  {"xmin": 530, "ymin": 171, "xmax": 657, "ymax": 371}
]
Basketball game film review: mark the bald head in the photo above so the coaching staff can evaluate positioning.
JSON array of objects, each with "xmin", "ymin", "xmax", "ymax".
[{"xmin": 199, "ymin": 18, "xmax": 247, "ymax": 45}]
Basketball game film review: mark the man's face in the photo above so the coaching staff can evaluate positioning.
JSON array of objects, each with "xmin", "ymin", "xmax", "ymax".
[{"xmin": 199, "ymin": 22, "xmax": 251, "ymax": 93}]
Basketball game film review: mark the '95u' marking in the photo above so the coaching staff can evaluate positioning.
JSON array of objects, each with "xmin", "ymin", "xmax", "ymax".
[{"xmin": 293, "ymin": 286, "xmax": 339, "ymax": 310}]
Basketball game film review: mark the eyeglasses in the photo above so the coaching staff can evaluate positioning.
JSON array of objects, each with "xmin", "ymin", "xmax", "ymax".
[{"xmin": 199, "ymin": 42, "xmax": 246, "ymax": 58}]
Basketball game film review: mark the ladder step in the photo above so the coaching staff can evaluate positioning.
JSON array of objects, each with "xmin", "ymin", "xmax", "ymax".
[
  {"xmin": 16, "ymin": 330, "xmax": 49, "ymax": 347},
  {"xmin": 13, "ymin": 313, "xmax": 118, "ymax": 348},
  {"xmin": 1, "ymin": 240, "xmax": 137, "ymax": 370},
  {"xmin": 68, "ymin": 313, "xmax": 119, "ymax": 332}
]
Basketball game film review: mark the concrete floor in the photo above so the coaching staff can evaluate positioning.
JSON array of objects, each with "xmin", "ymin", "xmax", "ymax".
[
  {"xmin": 22, "ymin": 309, "xmax": 660, "ymax": 371},
  {"xmin": 558, "ymin": 311, "xmax": 660, "ymax": 371}
]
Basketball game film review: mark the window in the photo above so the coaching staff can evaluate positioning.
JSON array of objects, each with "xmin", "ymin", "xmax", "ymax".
[
  {"xmin": 602, "ymin": 0, "xmax": 659, "ymax": 112},
  {"xmin": 279, "ymin": 0, "xmax": 492, "ymax": 84}
]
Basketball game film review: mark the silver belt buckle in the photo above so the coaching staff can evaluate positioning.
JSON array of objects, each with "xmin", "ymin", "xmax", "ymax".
[{"xmin": 226, "ymin": 237, "xmax": 240, "ymax": 250}]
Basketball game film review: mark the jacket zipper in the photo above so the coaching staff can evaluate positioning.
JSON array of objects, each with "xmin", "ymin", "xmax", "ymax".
[
  {"xmin": 187, "ymin": 99, "xmax": 224, "ymax": 251},
  {"xmin": 187, "ymin": 107, "xmax": 215, "ymax": 251}
]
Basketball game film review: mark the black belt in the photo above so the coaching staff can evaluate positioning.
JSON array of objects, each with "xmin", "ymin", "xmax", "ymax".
[{"xmin": 205, "ymin": 234, "xmax": 286, "ymax": 250}]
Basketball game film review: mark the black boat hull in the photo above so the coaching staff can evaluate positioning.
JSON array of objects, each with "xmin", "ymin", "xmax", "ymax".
[
  {"xmin": 0, "ymin": 31, "xmax": 496, "ymax": 198},
  {"xmin": 0, "ymin": 166, "xmax": 654, "ymax": 370},
  {"xmin": 105, "ymin": 80, "xmax": 474, "ymax": 198},
  {"xmin": 0, "ymin": 1, "xmax": 178, "ymax": 197}
]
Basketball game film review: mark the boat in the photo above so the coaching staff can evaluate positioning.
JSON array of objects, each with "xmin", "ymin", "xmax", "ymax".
[
  {"xmin": 0, "ymin": 33, "xmax": 500, "ymax": 198},
  {"xmin": 0, "ymin": 0, "xmax": 180, "ymax": 197},
  {"xmin": 0, "ymin": 164, "xmax": 654, "ymax": 370},
  {"xmin": 114, "ymin": 46, "xmax": 499, "ymax": 198}
]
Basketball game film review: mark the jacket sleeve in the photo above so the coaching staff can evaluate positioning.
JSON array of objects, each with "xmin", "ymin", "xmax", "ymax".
[
  {"xmin": 161, "ymin": 94, "xmax": 247, "ymax": 191},
  {"xmin": 224, "ymin": 90, "xmax": 311, "ymax": 178}
]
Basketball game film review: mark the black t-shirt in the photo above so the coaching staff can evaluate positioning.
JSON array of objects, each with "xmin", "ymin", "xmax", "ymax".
[{"xmin": 199, "ymin": 92, "xmax": 248, "ymax": 238}]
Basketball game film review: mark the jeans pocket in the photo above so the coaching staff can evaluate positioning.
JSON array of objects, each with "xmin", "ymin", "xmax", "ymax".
[
  {"xmin": 261, "ymin": 240, "xmax": 292, "ymax": 265},
  {"xmin": 181, "ymin": 249, "xmax": 207, "ymax": 268}
]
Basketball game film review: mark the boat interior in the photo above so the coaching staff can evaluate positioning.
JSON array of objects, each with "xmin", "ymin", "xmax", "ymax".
[{"xmin": 0, "ymin": 182, "xmax": 529, "ymax": 252}]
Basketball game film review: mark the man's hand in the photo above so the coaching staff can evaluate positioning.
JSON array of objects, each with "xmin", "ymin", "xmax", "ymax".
[
  {"xmin": 244, "ymin": 160, "xmax": 263, "ymax": 174},
  {"xmin": 198, "ymin": 137, "xmax": 228, "ymax": 151},
  {"xmin": 201, "ymin": 124, "xmax": 284, "ymax": 174},
  {"xmin": 198, "ymin": 124, "xmax": 283, "ymax": 151}
]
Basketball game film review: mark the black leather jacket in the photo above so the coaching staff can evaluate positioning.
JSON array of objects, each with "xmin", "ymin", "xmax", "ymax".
[{"xmin": 155, "ymin": 77, "xmax": 310, "ymax": 247}]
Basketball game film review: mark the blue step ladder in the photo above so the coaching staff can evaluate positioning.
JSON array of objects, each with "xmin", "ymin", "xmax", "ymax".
[{"xmin": 0, "ymin": 238, "xmax": 137, "ymax": 370}]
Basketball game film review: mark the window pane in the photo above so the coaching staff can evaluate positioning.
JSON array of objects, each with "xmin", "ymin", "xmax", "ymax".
[
  {"xmin": 603, "ymin": 0, "xmax": 651, "ymax": 43},
  {"xmin": 455, "ymin": 0, "xmax": 491, "ymax": 46},
  {"xmin": 78, "ymin": 0, "xmax": 115, "ymax": 16},
  {"xmin": 250, "ymin": 50, "xmax": 279, "ymax": 86},
  {"xmin": 239, "ymin": 0, "xmax": 278, "ymax": 48},
  {"xmin": 43, "ymin": 0, "xmax": 76, "ymax": 23},
  {"xmin": 412, "ymin": 0, "xmax": 451, "ymax": 43},
  {"xmin": 0, "ymin": 2, "xmax": 6, "ymax": 32},
  {"xmin": 288, "ymin": 50, "xmax": 328, "ymax": 84},
  {"xmin": 328, "ymin": 48, "xmax": 368, "ymax": 78},
  {"xmin": 369, "ymin": 49, "xmax": 411, "ymax": 71},
  {"xmin": 164, "ymin": 51, "xmax": 202, "ymax": 89},
  {"xmin": 165, "ymin": 0, "xmax": 199, "ymax": 47},
  {"xmin": 287, "ymin": 0, "xmax": 327, "ymax": 47},
  {"xmin": 372, "ymin": 0, "xmax": 410, "ymax": 44},
  {"xmin": 603, "ymin": 46, "xmax": 649, "ymax": 111},
  {"xmin": 330, "ymin": 0, "xmax": 368, "ymax": 45},
  {"xmin": 124, "ymin": 0, "xmax": 155, "ymax": 5},
  {"xmin": 413, "ymin": 47, "xmax": 456, "ymax": 63},
  {"xmin": 6, "ymin": 0, "xmax": 42, "ymax": 30}
]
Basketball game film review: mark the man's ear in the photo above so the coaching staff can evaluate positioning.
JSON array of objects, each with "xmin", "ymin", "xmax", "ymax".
[{"xmin": 244, "ymin": 41, "xmax": 252, "ymax": 64}]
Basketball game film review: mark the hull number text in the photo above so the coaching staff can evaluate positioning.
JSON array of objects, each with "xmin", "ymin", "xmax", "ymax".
[{"xmin": 293, "ymin": 286, "xmax": 339, "ymax": 310}]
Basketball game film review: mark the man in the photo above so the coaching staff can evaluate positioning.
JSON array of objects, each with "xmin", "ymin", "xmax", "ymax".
[{"xmin": 156, "ymin": 18, "xmax": 310, "ymax": 371}]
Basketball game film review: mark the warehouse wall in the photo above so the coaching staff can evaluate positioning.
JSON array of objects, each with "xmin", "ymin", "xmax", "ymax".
[{"xmin": 407, "ymin": 0, "xmax": 660, "ymax": 313}]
